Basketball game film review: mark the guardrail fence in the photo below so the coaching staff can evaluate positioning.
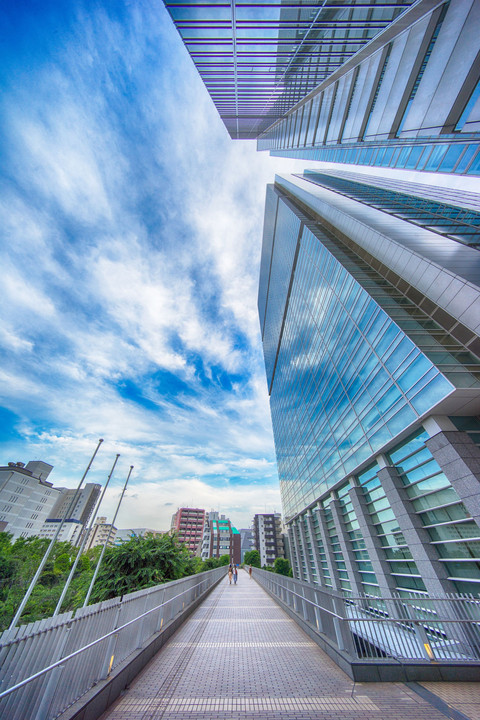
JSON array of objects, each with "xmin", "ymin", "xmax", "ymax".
[
  {"xmin": 0, "ymin": 567, "xmax": 225, "ymax": 720},
  {"xmin": 254, "ymin": 569, "xmax": 480, "ymax": 665}
]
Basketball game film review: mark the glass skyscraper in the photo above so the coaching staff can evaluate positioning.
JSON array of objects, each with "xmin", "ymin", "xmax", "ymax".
[
  {"xmin": 165, "ymin": 0, "xmax": 480, "ymax": 175},
  {"xmin": 163, "ymin": 0, "xmax": 480, "ymax": 597},
  {"xmin": 164, "ymin": 0, "xmax": 416, "ymax": 139},
  {"xmin": 259, "ymin": 171, "xmax": 480, "ymax": 596}
]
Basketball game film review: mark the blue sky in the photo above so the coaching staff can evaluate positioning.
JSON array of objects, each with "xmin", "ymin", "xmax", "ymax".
[{"xmin": 0, "ymin": 0, "xmax": 314, "ymax": 529}]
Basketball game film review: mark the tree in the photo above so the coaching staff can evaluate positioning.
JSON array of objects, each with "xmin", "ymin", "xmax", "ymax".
[
  {"xmin": 244, "ymin": 550, "xmax": 261, "ymax": 568},
  {"xmin": 274, "ymin": 557, "xmax": 292, "ymax": 576},
  {"xmin": 88, "ymin": 533, "xmax": 194, "ymax": 603},
  {"xmin": 198, "ymin": 554, "xmax": 230, "ymax": 572},
  {"xmin": 0, "ymin": 533, "xmax": 82, "ymax": 629}
]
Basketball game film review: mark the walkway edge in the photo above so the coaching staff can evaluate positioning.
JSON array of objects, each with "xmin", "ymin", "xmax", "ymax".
[
  {"xmin": 406, "ymin": 682, "xmax": 475, "ymax": 720},
  {"xmin": 55, "ymin": 574, "xmax": 225, "ymax": 720},
  {"xmin": 257, "ymin": 578, "xmax": 480, "ymax": 682}
]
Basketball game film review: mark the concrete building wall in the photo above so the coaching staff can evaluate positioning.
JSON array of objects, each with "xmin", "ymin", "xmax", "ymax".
[
  {"xmin": 252, "ymin": 514, "xmax": 285, "ymax": 566},
  {"xmin": 171, "ymin": 507, "xmax": 205, "ymax": 555},
  {"xmin": 0, "ymin": 461, "xmax": 60, "ymax": 539}
]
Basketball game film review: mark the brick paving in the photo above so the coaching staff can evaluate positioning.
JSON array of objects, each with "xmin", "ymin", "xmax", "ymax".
[
  {"xmin": 420, "ymin": 683, "xmax": 480, "ymax": 720},
  {"xmin": 99, "ymin": 571, "xmax": 475, "ymax": 720}
]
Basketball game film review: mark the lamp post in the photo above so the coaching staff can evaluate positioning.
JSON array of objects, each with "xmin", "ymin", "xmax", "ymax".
[
  {"xmin": 8, "ymin": 438, "xmax": 104, "ymax": 632},
  {"xmin": 83, "ymin": 465, "xmax": 133, "ymax": 607}
]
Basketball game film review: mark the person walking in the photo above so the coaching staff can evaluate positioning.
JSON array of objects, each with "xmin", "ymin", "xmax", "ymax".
[
  {"xmin": 228, "ymin": 564, "xmax": 233, "ymax": 584},
  {"xmin": 233, "ymin": 565, "xmax": 238, "ymax": 585},
  {"xmin": 249, "ymin": 565, "xmax": 252, "ymax": 579}
]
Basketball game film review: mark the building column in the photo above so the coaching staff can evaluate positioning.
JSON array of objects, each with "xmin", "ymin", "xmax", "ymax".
[
  {"xmin": 297, "ymin": 513, "xmax": 314, "ymax": 584},
  {"xmin": 293, "ymin": 519, "xmax": 308, "ymax": 581},
  {"xmin": 330, "ymin": 499, "xmax": 362, "ymax": 595},
  {"xmin": 348, "ymin": 481, "xmax": 398, "ymax": 597},
  {"xmin": 423, "ymin": 416, "xmax": 480, "ymax": 529},
  {"xmin": 377, "ymin": 453, "xmax": 456, "ymax": 597},
  {"xmin": 305, "ymin": 509, "xmax": 323, "ymax": 586},
  {"xmin": 314, "ymin": 504, "xmax": 341, "ymax": 591},
  {"xmin": 288, "ymin": 523, "xmax": 301, "ymax": 580}
]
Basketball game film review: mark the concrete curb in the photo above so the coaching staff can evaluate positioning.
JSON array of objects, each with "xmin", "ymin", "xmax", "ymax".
[{"xmin": 56, "ymin": 574, "xmax": 224, "ymax": 720}]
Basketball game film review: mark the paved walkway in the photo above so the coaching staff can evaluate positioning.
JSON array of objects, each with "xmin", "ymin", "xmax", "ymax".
[{"xmin": 100, "ymin": 571, "xmax": 479, "ymax": 720}]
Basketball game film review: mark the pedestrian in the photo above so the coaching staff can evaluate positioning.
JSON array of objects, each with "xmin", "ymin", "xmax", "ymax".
[
  {"xmin": 233, "ymin": 565, "xmax": 238, "ymax": 584},
  {"xmin": 228, "ymin": 564, "xmax": 233, "ymax": 584},
  {"xmin": 249, "ymin": 565, "xmax": 252, "ymax": 579}
]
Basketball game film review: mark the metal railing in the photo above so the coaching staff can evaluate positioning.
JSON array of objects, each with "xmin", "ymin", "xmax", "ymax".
[
  {"xmin": 0, "ymin": 567, "xmax": 225, "ymax": 720},
  {"xmin": 254, "ymin": 569, "xmax": 480, "ymax": 664}
]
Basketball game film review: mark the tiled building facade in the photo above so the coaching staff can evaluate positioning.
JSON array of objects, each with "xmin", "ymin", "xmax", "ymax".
[{"xmin": 171, "ymin": 507, "xmax": 206, "ymax": 554}]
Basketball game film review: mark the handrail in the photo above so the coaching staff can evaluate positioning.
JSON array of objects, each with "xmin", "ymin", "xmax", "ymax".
[
  {"xmin": 0, "ymin": 571, "xmax": 224, "ymax": 700},
  {"xmin": 260, "ymin": 574, "xmax": 480, "ymax": 621}
]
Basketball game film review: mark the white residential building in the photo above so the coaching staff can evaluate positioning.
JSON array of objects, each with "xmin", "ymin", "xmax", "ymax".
[
  {"xmin": 0, "ymin": 461, "xmax": 61, "ymax": 539},
  {"xmin": 84, "ymin": 516, "xmax": 117, "ymax": 550},
  {"xmin": 38, "ymin": 482, "xmax": 101, "ymax": 546},
  {"xmin": 252, "ymin": 513, "xmax": 285, "ymax": 567}
]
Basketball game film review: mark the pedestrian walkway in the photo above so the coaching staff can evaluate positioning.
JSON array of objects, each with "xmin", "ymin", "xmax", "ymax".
[{"xmin": 100, "ymin": 571, "xmax": 479, "ymax": 720}]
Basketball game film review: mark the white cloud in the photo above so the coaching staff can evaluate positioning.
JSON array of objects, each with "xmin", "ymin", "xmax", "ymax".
[{"xmin": 0, "ymin": 0, "xmax": 299, "ymax": 531}]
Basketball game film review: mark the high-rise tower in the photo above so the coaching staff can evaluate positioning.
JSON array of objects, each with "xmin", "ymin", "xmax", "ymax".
[
  {"xmin": 164, "ymin": 0, "xmax": 416, "ymax": 139},
  {"xmin": 164, "ymin": 0, "xmax": 480, "ymax": 177},
  {"xmin": 163, "ymin": 0, "xmax": 480, "ymax": 596},
  {"xmin": 258, "ymin": 171, "xmax": 480, "ymax": 595}
]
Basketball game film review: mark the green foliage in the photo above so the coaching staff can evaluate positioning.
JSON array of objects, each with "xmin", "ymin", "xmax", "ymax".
[
  {"xmin": 273, "ymin": 557, "xmax": 292, "ymax": 576},
  {"xmin": 0, "ymin": 531, "xmax": 200, "ymax": 629},
  {"xmin": 195, "ymin": 554, "xmax": 230, "ymax": 572},
  {"xmin": 0, "ymin": 533, "xmax": 84, "ymax": 629},
  {"xmin": 88, "ymin": 534, "xmax": 195, "ymax": 603},
  {"xmin": 244, "ymin": 550, "xmax": 261, "ymax": 568}
]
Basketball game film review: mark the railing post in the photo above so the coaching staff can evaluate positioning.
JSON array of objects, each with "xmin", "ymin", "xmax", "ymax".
[
  {"xmin": 155, "ymin": 589, "xmax": 166, "ymax": 633},
  {"xmin": 301, "ymin": 586, "xmax": 308, "ymax": 622},
  {"xmin": 313, "ymin": 590, "xmax": 324, "ymax": 633},
  {"xmin": 331, "ymin": 595, "xmax": 355, "ymax": 656},
  {"xmin": 32, "ymin": 625, "xmax": 72, "ymax": 720},
  {"xmin": 101, "ymin": 603, "xmax": 123, "ymax": 679},
  {"xmin": 135, "ymin": 594, "xmax": 150, "ymax": 649},
  {"xmin": 403, "ymin": 602, "xmax": 435, "ymax": 661}
]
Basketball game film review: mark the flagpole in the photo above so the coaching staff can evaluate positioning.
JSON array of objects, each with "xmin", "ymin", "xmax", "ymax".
[
  {"xmin": 8, "ymin": 438, "xmax": 104, "ymax": 631},
  {"xmin": 53, "ymin": 453, "xmax": 120, "ymax": 616},
  {"xmin": 83, "ymin": 465, "xmax": 133, "ymax": 607}
]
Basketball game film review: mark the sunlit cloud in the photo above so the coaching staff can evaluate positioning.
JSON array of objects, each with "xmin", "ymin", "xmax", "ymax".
[{"xmin": 0, "ymin": 0, "xmax": 315, "ymax": 530}]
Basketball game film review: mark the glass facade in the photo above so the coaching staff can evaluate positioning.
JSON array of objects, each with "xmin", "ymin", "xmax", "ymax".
[
  {"xmin": 302, "ymin": 171, "xmax": 480, "ymax": 249},
  {"xmin": 270, "ymin": 141, "xmax": 480, "ymax": 176},
  {"xmin": 257, "ymin": 0, "xmax": 480, "ymax": 174},
  {"xmin": 166, "ymin": 0, "xmax": 480, "ymax": 181},
  {"xmin": 388, "ymin": 431, "xmax": 480, "ymax": 595},
  {"xmin": 287, "ymin": 428, "xmax": 480, "ymax": 597},
  {"xmin": 164, "ymin": 0, "xmax": 413, "ymax": 139},
  {"xmin": 357, "ymin": 462, "xmax": 426, "ymax": 594},
  {"xmin": 259, "ymin": 179, "xmax": 480, "ymax": 595},
  {"xmin": 261, "ymin": 183, "xmax": 479, "ymax": 520}
]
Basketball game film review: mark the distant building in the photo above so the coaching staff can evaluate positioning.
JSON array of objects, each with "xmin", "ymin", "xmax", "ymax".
[
  {"xmin": 239, "ymin": 528, "xmax": 253, "ymax": 562},
  {"xmin": 0, "ymin": 461, "xmax": 61, "ymax": 539},
  {"xmin": 115, "ymin": 527, "xmax": 165, "ymax": 543},
  {"xmin": 84, "ymin": 516, "xmax": 117, "ymax": 551},
  {"xmin": 171, "ymin": 507, "xmax": 205, "ymax": 555},
  {"xmin": 252, "ymin": 514, "xmax": 285, "ymax": 567},
  {"xmin": 201, "ymin": 511, "xmax": 241, "ymax": 565},
  {"xmin": 38, "ymin": 518, "xmax": 83, "ymax": 544},
  {"xmin": 38, "ymin": 482, "xmax": 101, "ymax": 546}
]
